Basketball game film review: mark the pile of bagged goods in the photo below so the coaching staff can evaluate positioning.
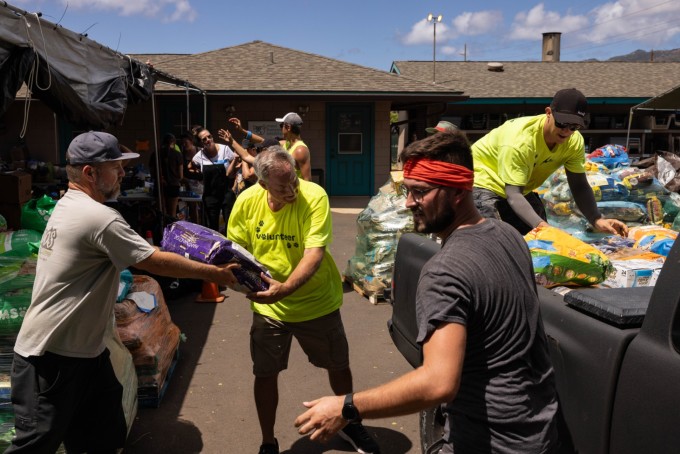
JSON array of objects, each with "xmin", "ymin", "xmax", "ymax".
[
  {"xmin": 344, "ymin": 172, "xmax": 415, "ymax": 301},
  {"xmin": 345, "ymin": 145, "xmax": 680, "ymax": 299},
  {"xmin": 534, "ymin": 144, "xmax": 679, "ymax": 288}
]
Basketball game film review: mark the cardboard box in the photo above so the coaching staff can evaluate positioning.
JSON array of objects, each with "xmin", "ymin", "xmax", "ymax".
[
  {"xmin": 0, "ymin": 202, "xmax": 23, "ymax": 231},
  {"xmin": 604, "ymin": 259, "xmax": 663, "ymax": 288},
  {"xmin": 0, "ymin": 171, "xmax": 32, "ymax": 203}
]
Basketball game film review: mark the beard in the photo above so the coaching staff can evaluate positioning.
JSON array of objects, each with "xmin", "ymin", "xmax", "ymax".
[
  {"xmin": 412, "ymin": 206, "xmax": 455, "ymax": 234},
  {"xmin": 96, "ymin": 179, "xmax": 121, "ymax": 201}
]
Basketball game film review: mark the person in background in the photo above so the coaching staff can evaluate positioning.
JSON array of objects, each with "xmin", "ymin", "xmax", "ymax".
[
  {"xmin": 471, "ymin": 88, "xmax": 628, "ymax": 236},
  {"xmin": 227, "ymin": 147, "xmax": 379, "ymax": 454},
  {"xmin": 295, "ymin": 130, "xmax": 564, "ymax": 454},
  {"xmin": 159, "ymin": 133, "xmax": 184, "ymax": 219},
  {"xmin": 223, "ymin": 114, "xmax": 311, "ymax": 181},
  {"xmin": 425, "ymin": 120, "xmax": 459, "ymax": 135},
  {"xmin": 180, "ymin": 131, "xmax": 203, "ymax": 222},
  {"xmin": 6, "ymin": 131, "xmax": 238, "ymax": 454},
  {"xmin": 181, "ymin": 131, "xmax": 202, "ymax": 181},
  {"xmin": 230, "ymin": 139, "xmax": 259, "ymax": 197},
  {"xmin": 191, "ymin": 128, "xmax": 236, "ymax": 233}
]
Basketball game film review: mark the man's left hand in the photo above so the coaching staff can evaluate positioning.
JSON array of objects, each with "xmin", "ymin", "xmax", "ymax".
[
  {"xmin": 593, "ymin": 218, "xmax": 629, "ymax": 237},
  {"xmin": 294, "ymin": 396, "xmax": 346, "ymax": 443},
  {"xmin": 217, "ymin": 128, "xmax": 233, "ymax": 146},
  {"xmin": 246, "ymin": 273, "xmax": 290, "ymax": 304}
]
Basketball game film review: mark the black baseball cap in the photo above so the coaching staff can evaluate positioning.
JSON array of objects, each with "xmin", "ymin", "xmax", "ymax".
[
  {"xmin": 66, "ymin": 131, "xmax": 139, "ymax": 165},
  {"xmin": 550, "ymin": 88, "xmax": 588, "ymax": 127},
  {"xmin": 255, "ymin": 137, "xmax": 281, "ymax": 151}
]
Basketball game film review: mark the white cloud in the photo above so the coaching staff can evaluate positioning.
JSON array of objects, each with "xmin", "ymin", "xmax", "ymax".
[
  {"xmin": 440, "ymin": 45, "xmax": 459, "ymax": 57},
  {"xmin": 587, "ymin": 0, "xmax": 680, "ymax": 47},
  {"xmin": 60, "ymin": 0, "xmax": 197, "ymax": 22},
  {"xmin": 509, "ymin": 3, "xmax": 588, "ymax": 40},
  {"xmin": 401, "ymin": 10, "xmax": 502, "ymax": 48},
  {"xmin": 401, "ymin": 18, "xmax": 451, "ymax": 45},
  {"xmin": 453, "ymin": 11, "xmax": 503, "ymax": 36}
]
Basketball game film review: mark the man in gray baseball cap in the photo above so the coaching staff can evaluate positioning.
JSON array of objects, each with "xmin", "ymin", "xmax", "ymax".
[
  {"xmin": 6, "ymin": 132, "xmax": 239, "ymax": 454},
  {"xmin": 275, "ymin": 112, "xmax": 311, "ymax": 180}
]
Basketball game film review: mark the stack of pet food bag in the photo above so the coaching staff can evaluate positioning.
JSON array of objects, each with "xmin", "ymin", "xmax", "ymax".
[
  {"xmin": 115, "ymin": 270, "xmax": 180, "ymax": 408},
  {"xmin": 530, "ymin": 144, "xmax": 679, "ymax": 289},
  {"xmin": 0, "ymin": 223, "xmax": 40, "ymax": 447},
  {"xmin": 344, "ymin": 172, "xmax": 417, "ymax": 301}
]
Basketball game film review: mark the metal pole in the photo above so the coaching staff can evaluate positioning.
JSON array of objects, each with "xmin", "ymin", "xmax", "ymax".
[{"xmin": 433, "ymin": 21, "xmax": 436, "ymax": 83}]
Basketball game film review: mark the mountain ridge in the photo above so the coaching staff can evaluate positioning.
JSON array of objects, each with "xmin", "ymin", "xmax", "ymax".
[{"xmin": 602, "ymin": 48, "xmax": 680, "ymax": 62}]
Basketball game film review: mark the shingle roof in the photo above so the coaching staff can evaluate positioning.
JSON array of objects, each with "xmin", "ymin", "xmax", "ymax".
[
  {"xmin": 391, "ymin": 61, "xmax": 680, "ymax": 99},
  {"xmin": 133, "ymin": 41, "xmax": 464, "ymax": 97}
]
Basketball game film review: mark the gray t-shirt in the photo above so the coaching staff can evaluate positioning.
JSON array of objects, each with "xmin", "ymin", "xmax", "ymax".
[
  {"xmin": 416, "ymin": 219, "xmax": 558, "ymax": 453},
  {"xmin": 14, "ymin": 189, "xmax": 155, "ymax": 359}
]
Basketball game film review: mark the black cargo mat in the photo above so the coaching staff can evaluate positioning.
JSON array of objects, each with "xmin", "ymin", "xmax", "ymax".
[{"xmin": 564, "ymin": 287, "xmax": 653, "ymax": 327}]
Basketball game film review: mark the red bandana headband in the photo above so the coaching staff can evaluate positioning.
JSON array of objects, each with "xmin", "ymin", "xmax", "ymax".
[{"xmin": 403, "ymin": 158, "xmax": 474, "ymax": 192}]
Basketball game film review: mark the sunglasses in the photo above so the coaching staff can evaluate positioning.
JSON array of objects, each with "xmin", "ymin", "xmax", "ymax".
[
  {"xmin": 554, "ymin": 120, "xmax": 582, "ymax": 131},
  {"xmin": 200, "ymin": 134, "xmax": 213, "ymax": 142}
]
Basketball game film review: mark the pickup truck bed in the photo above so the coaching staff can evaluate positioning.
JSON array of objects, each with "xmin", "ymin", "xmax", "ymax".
[{"xmin": 388, "ymin": 232, "xmax": 680, "ymax": 454}]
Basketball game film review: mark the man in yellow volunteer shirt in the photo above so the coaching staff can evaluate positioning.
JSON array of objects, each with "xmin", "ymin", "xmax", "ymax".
[
  {"xmin": 472, "ymin": 88, "xmax": 627, "ymax": 236},
  {"xmin": 227, "ymin": 146, "xmax": 380, "ymax": 454}
]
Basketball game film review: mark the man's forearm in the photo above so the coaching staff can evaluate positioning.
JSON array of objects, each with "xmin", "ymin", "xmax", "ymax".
[
  {"xmin": 134, "ymin": 250, "xmax": 222, "ymax": 282},
  {"xmin": 505, "ymin": 185, "xmax": 544, "ymax": 228},
  {"xmin": 566, "ymin": 170, "xmax": 601, "ymax": 225},
  {"xmin": 280, "ymin": 247, "xmax": 324, "ymax": 296}
]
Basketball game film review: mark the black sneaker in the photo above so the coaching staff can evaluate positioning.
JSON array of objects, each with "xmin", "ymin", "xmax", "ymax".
[
  {"xmin": 258, "ymin": 438, "xmax": 279, "ymax": 454},
  {"xmin": 339, "ymin": 421, "xmax": 380, "ymax": 454}
]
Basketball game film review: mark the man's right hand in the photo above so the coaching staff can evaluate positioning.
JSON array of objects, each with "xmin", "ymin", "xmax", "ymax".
[{"xmin": 213, "ymin": 263, "xmax": 239, "ymax": 288}]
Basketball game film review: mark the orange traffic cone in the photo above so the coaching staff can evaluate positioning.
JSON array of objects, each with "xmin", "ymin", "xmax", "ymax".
[{"xmin": 195, "ymin": 281, "xmax": 225, "ymax": 303}]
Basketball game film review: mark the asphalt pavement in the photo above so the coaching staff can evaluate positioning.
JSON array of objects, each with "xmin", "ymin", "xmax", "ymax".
[{"xmin": 123, "ymin": 196, "xmax": 421, "ymax": 454}]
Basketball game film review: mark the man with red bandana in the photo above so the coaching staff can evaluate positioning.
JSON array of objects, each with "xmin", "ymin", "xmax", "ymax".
[
  {"xmin": 295, "ymin": 131, "xmax": 567, "ymax": 454},
  {"xmin": 472, "ymin": 88, "xmax": 628, "ymax": 236}
]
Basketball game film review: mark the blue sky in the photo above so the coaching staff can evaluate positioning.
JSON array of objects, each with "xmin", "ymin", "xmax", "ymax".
[{"xmin": 11, "ymin": 0, "xmax": 680, "ymax": 70}]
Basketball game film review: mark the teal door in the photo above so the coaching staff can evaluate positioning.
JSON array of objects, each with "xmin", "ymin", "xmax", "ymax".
[{"xmin": 327, "ymin": 104, "xmax": 373, "ymax": 196}]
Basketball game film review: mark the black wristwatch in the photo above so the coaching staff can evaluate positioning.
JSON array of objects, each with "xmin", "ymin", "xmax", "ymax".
[{"xmin": 342, "ymin": 393, "xmax": 361, "ymax": 422}]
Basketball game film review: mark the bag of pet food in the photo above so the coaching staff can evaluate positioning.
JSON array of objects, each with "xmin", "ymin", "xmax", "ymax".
[
  {"xmin": 524, "ymin": 225, "xmax": 613, "ymax": 287},
  {"xmin": 160, "ymin": 221, "xmax": 271, "ymax": 293},
  {"xmin": 628, "ymin": 225, "xmax": 677, "ymax": 257}
]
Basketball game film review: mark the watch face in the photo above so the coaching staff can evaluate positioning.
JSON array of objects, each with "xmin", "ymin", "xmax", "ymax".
[{"xmin": 342, "ymin": 404, "xmax": 359, "ymax": 421}]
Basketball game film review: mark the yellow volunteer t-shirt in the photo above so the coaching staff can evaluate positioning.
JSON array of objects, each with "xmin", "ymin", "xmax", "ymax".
[
  {"xmin": 227, "ymin": 180, "xmax": 342, "ymax": 322},
  {"xmin": 282, "ymin": 139, "xmax": 308, "ymax": 178},
  {"xmin": 471, "ymin": 114, "xmax": 586, "ymax": 197}
]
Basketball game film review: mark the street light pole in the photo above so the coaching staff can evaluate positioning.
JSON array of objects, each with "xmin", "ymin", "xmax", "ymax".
[{"xmin": 427, "ymin": 13, "xmax": 442, "ymax": 84}]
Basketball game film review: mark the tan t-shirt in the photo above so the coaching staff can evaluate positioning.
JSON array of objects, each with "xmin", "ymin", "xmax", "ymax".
[{"xmin": 14, "ymin": 189, "xmax": 155, "ymax": 358}]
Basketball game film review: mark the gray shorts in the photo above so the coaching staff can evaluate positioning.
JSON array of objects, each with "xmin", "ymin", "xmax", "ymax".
[
  {"xmin": 472, "ymin": 187, "xmax": 546, "ymax": 235},
  {"xmin": 250, "ymin": 310, "xmax": 350, "ymax": 377}
]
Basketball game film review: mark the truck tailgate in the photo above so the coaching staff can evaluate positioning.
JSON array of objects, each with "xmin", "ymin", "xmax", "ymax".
[
  {"xmin": 388, "ymin": 233, "xmax": 439, "ymax": 368},
  {"xmin": 540, "ymin": 286, "xmax": 640, "ymax": 454}
]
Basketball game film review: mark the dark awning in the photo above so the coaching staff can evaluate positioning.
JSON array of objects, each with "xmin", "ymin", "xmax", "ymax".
[
  {"xmin": 631, "ymin": 84, "xmax": 680, "ymax": 111},
  {"xmin": 0, "ymin": 3, "xmax": 200, "ymax": 129}
]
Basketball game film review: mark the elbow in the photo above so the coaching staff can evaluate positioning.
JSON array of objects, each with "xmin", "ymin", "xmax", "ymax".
[
  {"xmin": 430, "ymin": 381, "xmax": 459, "ymax": 403},
  {"xmin": 417, "ymin": 366, "xmax": 460, "ymax": 404}
]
